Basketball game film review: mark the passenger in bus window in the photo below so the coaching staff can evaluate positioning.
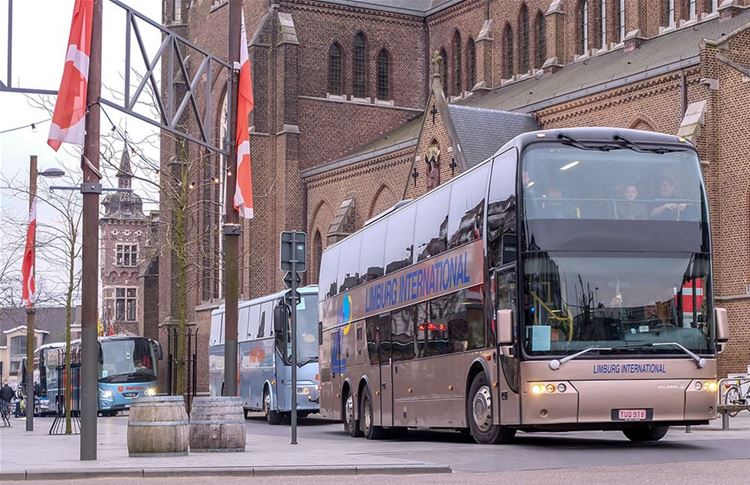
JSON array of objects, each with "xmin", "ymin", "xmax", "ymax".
[
  {"xmin": 540, "ymin": 186, "xmax": 575, "ymax": 218},
  {"xmin": 616, "ymin": 184, "xmax": 647, "ymax": 220},
  {"xmin": 650, "ymin": 178, "xmax": 687, "ymax": 220}
]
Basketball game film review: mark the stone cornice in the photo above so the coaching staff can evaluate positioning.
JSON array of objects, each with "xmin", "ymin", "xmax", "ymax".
[
  {"xmin": 280, "ymin": 0, "xmax": 424, "ymax": 27},
  {"xmin": 305, "ymin": 148, "xmax": 413, "ymax": 189},
  {"xmin": 426, "ymin": 0, "xmax": 483, "ymax": 27},
  {"xmin": 537, "ymin": 68, "xmax": 702, "ymax": 124}
]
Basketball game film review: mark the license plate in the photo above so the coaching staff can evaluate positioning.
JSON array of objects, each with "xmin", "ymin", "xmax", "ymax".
[
  {"xmin": 123, "ymin": 392, "xmax": 138, "ymax": 398},
  {"xmin": 616, "ymin": 409, "xmax": 648, "ymax": 421}
]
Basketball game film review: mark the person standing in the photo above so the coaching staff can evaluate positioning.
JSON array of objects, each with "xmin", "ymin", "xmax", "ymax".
[{"xmin": 1, "ymin": 381, "xmax": 14, "ymax": 424}]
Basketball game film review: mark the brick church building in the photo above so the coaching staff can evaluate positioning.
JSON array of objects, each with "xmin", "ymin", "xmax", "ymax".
[{"xmin": 160, "ymin": 0, "xmax": 750, "ymax": 389}]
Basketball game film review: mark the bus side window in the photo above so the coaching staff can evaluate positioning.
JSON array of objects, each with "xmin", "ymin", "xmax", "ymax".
[
  {"xmin": 365, "ymin": 316, "xmax": 380, "ymax": 365},
  {"xmin": 247, "ymin": 304, "xmax": 261, "ymax": 338},
  {"xmin": 390, "ymin": 306, "xmax": 416, "ymax": 362},
  {"xmin": 447, "ymin": 164, "xmax": 490, "ymax": 249},
  {"xmin": 487, "ymin": 149, "xmax": 518, "ymax": 269}
]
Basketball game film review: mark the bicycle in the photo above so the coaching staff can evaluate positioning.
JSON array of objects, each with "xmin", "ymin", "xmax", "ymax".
[
  {"xmin": 0, "ymin": 400, "xmax": 11, "ymax": 427},
  {"xmin": 723, "ymin": 378, "xmax": 750, "ymax": 418}
]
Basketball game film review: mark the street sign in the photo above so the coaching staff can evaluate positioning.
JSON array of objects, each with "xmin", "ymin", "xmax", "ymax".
[
  {"xmin": 280, "ymin": 231, "xmax": 307, "ymax": 272},
  {"xmin": 283, "ymin": 271, "xmax": 302, "ymax": 288}
]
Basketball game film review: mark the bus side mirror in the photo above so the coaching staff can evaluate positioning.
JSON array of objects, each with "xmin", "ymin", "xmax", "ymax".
[
  {"xmin": 496, "ymin": 309, "xmax": 514, "ymax": 346},
  {"xmin": 273, "ymin": 304, "xmax": 288, "ymax": 338},
  {"xmin": 715, "ymin": 307, "xmax": 729, "ymax": 343},
  {"xmin": 154, "ymin": 341, "xmax": 163, "ymax": 361}
]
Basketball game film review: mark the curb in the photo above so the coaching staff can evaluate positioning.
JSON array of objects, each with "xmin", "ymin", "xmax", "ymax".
[{"xmin": 2, "ymin": 464, "xmax": 452, "ymax": 481}]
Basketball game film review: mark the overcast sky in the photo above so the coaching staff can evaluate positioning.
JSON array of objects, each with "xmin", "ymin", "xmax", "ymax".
[{"xmin": 0, "ymin": 0, "xmax": 163, "ymax": 306}]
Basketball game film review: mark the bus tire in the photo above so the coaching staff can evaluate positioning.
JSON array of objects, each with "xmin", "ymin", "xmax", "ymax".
[
  {"xmin": 467, "ymin": 372, "xmax": 516, "ymax": 445},
  {"xmin": 344, "ymin": 391, "xmax": 362, "ymax": 437},
  {"xmin": 263, "ymin": 388, "xmax": 282, "ymax": 425},
  {"xmin": 360, "ymin": 386, "xmax": 386, "ymax": 440},
  {"xmin": 622, "ymin": 425, "xmax": 669, "ymax": 442}
]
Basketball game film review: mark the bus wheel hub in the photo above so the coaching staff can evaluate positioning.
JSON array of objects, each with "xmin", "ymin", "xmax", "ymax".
[{"xmin": 473, "ymin": 386, "xmax": 492, "ymax": 432}]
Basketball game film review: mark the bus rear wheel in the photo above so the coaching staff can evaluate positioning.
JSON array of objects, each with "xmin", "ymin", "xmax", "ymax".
[
  {"xmin": 360, "ymin": 386, "xmax": 386, "ymax": 440},
  {"xmin": 263, "ymin": 388, "xmax": 282, "ymax": 425},
  {"xmin": 344, "ymin": 391, "xmax": 362, "ymax": 437},
  {"xmin": 622, "ymin": 425, "xmax": 669, "ymax": 442},
  {"xmin": 467, "ymin": 372, "xmax": 516, "ymax": 445}
]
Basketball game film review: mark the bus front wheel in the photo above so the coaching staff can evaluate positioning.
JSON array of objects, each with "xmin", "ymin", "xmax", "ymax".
[
  {"xmin": 622, "ymin": 425, "xmax": 669, "ymax": 442},
  {"xmin": 263, "ymin": 388, "xmax": 282, "ymax": 425},
  {"xmin": 467, "ymin": 372, "xmax": 516, "ymax": 445}
]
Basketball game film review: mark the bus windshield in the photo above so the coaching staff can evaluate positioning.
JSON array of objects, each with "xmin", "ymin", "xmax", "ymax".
[
  {"xmin": 289, "ymin": 294, "xmax": 319, "ymax": 365},
  {"xmin": 99, "ymin": 338, "xmax": 157, "ymax": 383},
  {"xmin": 523, "ymin": 252, "xmax": 713, "ymax": 356},
  {"xmin": 522, "ymin": 144, "xmax": 705, "ymax": 223}
]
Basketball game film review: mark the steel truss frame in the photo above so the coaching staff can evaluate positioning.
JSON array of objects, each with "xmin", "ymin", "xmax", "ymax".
[{"xmin": 1, "ymin": 0, "xmax": 231, "ymax": 156}]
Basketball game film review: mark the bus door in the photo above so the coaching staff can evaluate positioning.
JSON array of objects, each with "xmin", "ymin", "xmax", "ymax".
[
  {"xmin": 494, "ymin": 265, "xmax": 521, "ymax": 425},
  {"xmin": 377, "ymin": 314, "xmax": 394, "ymax": 427}
]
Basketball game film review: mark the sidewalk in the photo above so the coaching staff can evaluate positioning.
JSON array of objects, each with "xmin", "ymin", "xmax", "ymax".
[
  {"xmin": 0, "ymin": 415, "xmax": 450, "ymax": 480},
  {"xmin": 2, "ymin": 412, "xmax": 749, "ymax": 481}
]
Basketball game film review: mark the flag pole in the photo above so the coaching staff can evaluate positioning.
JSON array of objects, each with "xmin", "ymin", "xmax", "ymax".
[
  {"xmin": 80, "ymin": 0, "xmax": 103, "ymax": 461},
  {"xmin": 25, "ymin": 155, "xmax": 37, "ymax": 433},
  {"xmin": 223, "ymin": 0, "xmax": 241, "ymax": 397}
]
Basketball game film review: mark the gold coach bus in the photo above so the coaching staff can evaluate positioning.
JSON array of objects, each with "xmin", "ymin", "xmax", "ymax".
[{"xmin": 317, "ymin": 127, "xmax": 729, "ymax": 444}]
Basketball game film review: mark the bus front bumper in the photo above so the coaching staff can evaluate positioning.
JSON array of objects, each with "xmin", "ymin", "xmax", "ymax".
[{"xmin": 521, "ymin": 378, "xmax": 718, "ymax": 426}]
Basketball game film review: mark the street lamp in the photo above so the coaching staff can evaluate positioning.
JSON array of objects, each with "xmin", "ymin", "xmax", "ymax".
[{"xmin": 24, "ymin": 158, "xmax": 66, "ymax": 433}]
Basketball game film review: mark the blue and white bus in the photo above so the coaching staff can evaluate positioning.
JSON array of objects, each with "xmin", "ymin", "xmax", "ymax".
[
  {"xmin": 209, "ymin": 286, "xmax": 320, "ymax": 424},
  {"xmin": 40, "ymin": 336, "xmax": 162, "ymax": 416}
]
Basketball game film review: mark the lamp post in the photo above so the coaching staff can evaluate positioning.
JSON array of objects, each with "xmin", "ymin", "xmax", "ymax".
[{"xmin": 25, "ymin": 157, "xmax": 65, "ymax": 432}]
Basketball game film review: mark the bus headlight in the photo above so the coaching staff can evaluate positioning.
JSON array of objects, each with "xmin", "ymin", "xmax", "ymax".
[
  {"xmin": 531, "ymin": 384, "xmax": 545, "ymax": 394},
  {"xmin": 705, "ymin": 381, "xmax": 718, "ymax": 392},
  {"xmin": 99, "ymin": 390, "xmax": 113, "ymax": 399},
  {"xmin": 144, "ymin": 387, "xmax": 157, "ymax": 397}
]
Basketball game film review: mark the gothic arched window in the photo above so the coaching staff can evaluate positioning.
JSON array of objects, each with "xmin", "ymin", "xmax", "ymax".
[
  {"xmin": 503, "ymin": 24, "xmax": 514, "ymax": 79},
  {"xmin": 313, "ymin": 230, "xmax": 323, "ymax": 283},
  {"xmin": 328, "ymin": 42, "xmax": 342, "ymax": 95},
  {"xmin": 452, "ymin": 31, "xmax": 462, "ymax": 95},
  {"xmin": 578, "ymin": 0, "xmax": 589, "ymax": 55},
  {"xmin": 466, "ymin": 38, "xmax": 476, "ymax": 89},
  {"xmin": 377, "ymin": 48, "xmax": 390, "ymax": 100},
  {"xmin": 519, "ymin": 4, "xmax": 530, "ymax": 73},
  {"xmin": 353, "ymin": 32, "xmax": 367, "ymax": 97},
  {"xmin": 535, "ymin": 11, "xmax": 546, "ymax": 68},
  {"xmin": 598, "ymin": 0, "xmax": 607, "ymax": 48}
]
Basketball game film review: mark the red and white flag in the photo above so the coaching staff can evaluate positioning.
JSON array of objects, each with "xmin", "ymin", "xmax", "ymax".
[
  {"xmin": 233, "ymin": 11, "xmax": 255, "ymax": 219},
  {"xmin": 47, "ymin": 0, "xmax": 94, "ymax": 151},
  {"xmin": 21, "ymin": 200, "xmax": 37, "ymax": 308}
]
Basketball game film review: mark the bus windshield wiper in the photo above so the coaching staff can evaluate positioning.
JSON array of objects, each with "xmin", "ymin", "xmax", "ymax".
[
  {"xmin": 557, "ymin": 133, "xmax": 619, "ymax": 151},
  {"xmin": 612, "ymin": 134, "xmax": 681, "ymax": 154},
  {"xmin": 651, "ymin": 342, "xmax": 706, "ymax": 368},
  {"xmin": 549, "ymin": 346, "xmax": 612, "ymax": 370}
]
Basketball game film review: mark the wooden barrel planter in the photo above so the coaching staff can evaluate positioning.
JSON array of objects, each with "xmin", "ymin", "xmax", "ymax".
[
  {"xmin": 127, "ymin": 396, "xmax": 189, "ymax": 457},
  {"xmin": 189, "ymin": 396, "xmax": 246, "ymax": 453}
]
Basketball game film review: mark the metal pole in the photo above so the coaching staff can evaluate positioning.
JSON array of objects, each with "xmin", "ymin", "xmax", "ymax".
[
  {"xmin": 290, "ymin": 233, "xmax": 298, "ymax": 445},
  {"xmin": 25, "ymin": 155, "xmax": 37, "ymax": 432},
  {"xmin": 80, "ymin": 0, "xmax": 103, "ymax": 461},
  {"xmin": 223, "ymin": 0, "xmax": 241, "ymax": 397}
]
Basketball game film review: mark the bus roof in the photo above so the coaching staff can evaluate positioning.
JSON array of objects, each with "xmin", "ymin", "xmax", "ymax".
[
  {"xmin": 323, "ymin": 127, "xmax": 694, "ymax": 253},
  {"xmin": 212, "ymin": 285, "xmax": 319, "ymax": 315}
]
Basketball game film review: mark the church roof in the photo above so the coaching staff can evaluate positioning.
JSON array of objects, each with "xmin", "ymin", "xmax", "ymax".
[
  {"xmin": 460, "ymin": 9, "xmax": 750, "ymax": 113},
  {"xmin": 447, "ymin": 105, "xmax": 538, "ymax": 167},
  {"xmin": 317, "ymin": 0, "xmax": 459, "ymax": 16}
]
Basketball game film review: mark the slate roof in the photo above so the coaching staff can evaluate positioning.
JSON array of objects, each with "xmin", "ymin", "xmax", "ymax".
[
  {"xmin": 317, "ymin": 0, "xmax": 459, "ymax": 16},
  {"xmin": 0, "ymin": 306, "xmax": 76, "ymax": 346},
  {"xmin": 461, "ymin": 9, "xmax": 750, "ymax": 113},
  {"xmin": 448, "ymin": 105, "xmax": 538, "ymax": 167}
]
